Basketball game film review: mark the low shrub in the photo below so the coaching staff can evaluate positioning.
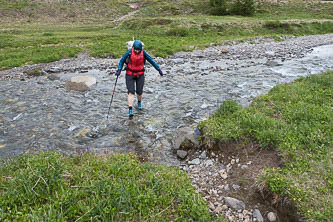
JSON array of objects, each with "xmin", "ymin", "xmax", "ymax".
[{"xmin": 166, "ymin": 27, "xmax": 189, "ymax": 37}]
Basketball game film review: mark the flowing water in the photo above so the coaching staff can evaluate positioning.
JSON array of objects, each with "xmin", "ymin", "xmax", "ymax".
[{"xmin": 1, "ymin": 41, "xmax": 333, "ymax": 165}]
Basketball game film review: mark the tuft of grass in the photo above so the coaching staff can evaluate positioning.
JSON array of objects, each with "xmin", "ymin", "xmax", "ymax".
[
  {"xmin": 198, "ymin": 71, "xmax": 333, "ymax": 221},
  {"xmin": 24, "ymin": 68, "xmax": 42, "ymax": 77},
  {"xmin": 0, "ymin": 151, "xmax": 211, "ymax": 221},
  {"xmin": 166, "ymin": 27, "xmax": 190, "ymax": 37},
  {"xmin": 264, "ymin": 20, "xmax": 292, "ymax": 30}
]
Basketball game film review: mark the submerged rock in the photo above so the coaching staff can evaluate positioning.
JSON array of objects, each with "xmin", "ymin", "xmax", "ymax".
[
  {"xmin": 173, "ymin": 127, "xmax": 199, "ymax": 150},
  {"xmin": 66, "ymin": 75, "xmax": 96, "ymax": 91}
]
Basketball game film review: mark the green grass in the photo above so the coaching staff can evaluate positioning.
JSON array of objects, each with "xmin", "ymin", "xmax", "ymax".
[
  {"xmin": 0, "ymin": 152, "xmax": 211, "ymax": 221},
  {"xmin": 198, "ymin": 71, "xmax": 333, "ymax": 221},
  {"xmin": 0, "ymin": 1, "xmax": 333, "ymax": 70}
]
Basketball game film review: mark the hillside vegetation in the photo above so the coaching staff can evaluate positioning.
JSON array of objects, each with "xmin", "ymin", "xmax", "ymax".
[{"xmin": 1, "ymin": 0, "xmax": 333, "ymax": 69}]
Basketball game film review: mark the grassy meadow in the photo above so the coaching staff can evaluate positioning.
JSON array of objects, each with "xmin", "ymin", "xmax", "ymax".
[{"xmin": 1, "ymin": 0, "xmax": 333, "ymax": 70}]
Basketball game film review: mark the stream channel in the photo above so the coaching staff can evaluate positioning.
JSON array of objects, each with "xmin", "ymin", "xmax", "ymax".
[{"xmin": 1, "ymin": 34, "xmax": 333, "ymax": 165}]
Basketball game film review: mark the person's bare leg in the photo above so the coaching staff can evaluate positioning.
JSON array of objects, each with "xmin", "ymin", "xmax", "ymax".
[
  {"xmin": 128, "ymin": 93, "xmax": 134, "ymax": 116},
  {"xmin": 137, "ymin": 94, "xmax": 142, "ymax": 102},
  {"xmin": 128, "ymin": 93, "xmax": 134, "ymax": 107}
]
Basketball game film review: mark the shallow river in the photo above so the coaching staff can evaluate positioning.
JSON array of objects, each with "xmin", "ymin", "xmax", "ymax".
[{"xmin": 1, "ymin": 41, "xmax": 333, "ymax": 165}]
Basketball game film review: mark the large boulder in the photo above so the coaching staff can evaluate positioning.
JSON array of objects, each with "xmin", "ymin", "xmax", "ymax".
[
  {"xmin": 66, "ymin": 75, "xmax": 96, "ymax": 91},
  {"xmin": 173, "ymin": 127, "xmax": 199, "ymax": 151}
]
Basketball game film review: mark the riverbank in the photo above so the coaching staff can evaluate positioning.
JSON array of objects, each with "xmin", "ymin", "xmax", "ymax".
[{"xmin": 197, "ymin": 70, "xmax": 333, "ymax": 221}]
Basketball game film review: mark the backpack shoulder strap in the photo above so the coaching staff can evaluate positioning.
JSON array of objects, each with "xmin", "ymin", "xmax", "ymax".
[{"xmin": 125, "ymin": 50, "xmax": 132, "ymax": 64}]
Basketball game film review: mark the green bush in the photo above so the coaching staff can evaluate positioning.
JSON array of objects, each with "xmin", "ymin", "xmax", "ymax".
[
  {"xmin": 210, "ymin": 0, "xmax": 228, "ymax": 15},
  {"xmin": 210, "ymin": 0, "xmax": 255, "ymax": 16},
  {"xmin": 231, "ymin": 0, "xmax": 256, "ymax": 16},
  {"xmin": 214, "ymin": 100, "xmax": 242, "ymax": 118}
]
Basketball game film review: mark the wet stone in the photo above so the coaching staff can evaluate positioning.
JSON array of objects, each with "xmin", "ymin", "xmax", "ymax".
[
  {"xmin": 47, "ymin": 66, "xmax": 61, "ymax": 73},
  {"xmin": 176, "ymin": 150, "xmax": 188, "ymax": 160},
  {"xmin": 66, "ymin": 75, "xmax": 97, "ymax": 91},
  {"xmin": 47, "ymin": 74, "xmax": 61, "ymax": 81}
]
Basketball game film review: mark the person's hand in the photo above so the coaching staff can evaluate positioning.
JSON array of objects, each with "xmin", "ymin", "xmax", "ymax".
[
  {"xmin": 115, "ymin": 70, "xmax": 121, "ymax": 76},
  {"xmin": 159, "ymin": 70, "xmax": 163, "ymax": 76}
]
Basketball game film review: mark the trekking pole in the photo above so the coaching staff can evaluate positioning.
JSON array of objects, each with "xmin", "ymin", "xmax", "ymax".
[{"xmin": 106, "ymin": 74, "xmax": 119, "ymax": 120}]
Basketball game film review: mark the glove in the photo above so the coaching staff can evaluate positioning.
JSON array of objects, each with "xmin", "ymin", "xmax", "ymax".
[
  {"xmin": 115, "ymin": 70, "xmax": 121, "ymax": 76},
  {"xmin": 159, "ymin": 70, "xmax": 163, "ymax": 76}
]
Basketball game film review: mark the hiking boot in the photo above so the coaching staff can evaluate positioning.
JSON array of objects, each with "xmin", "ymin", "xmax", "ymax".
[
  {"xmin": 138, "ymin": 101, "xmax": 142, "ymax": 110},
  {"xmin": 128, "ymin": 108, "xmax": 134, "ymax": 117}
]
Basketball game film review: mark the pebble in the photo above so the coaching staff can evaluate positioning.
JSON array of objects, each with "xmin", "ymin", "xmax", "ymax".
[
  {"xmin": 267, "ymin": 212, "xmax": 277, "ymax": 221},
  {"xmin": 224, "ymin": 197, "xmax": 245, "ymax": 211},
  {"xmin": 189, "ymin": 158, "xmax": 200, "ymax": 165},
  {"xmin": 253, "ymin": 209, "xmax": 264, "ymax": 222},
  {"xmin": 176, "ymin": 150, "xmax": 188, "ymax": 159}
]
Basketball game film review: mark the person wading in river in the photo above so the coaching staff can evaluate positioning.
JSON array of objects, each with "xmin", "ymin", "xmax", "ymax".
[{"xmin": 115, "ymin": 40, "xmax": 163, "ymax": 117}]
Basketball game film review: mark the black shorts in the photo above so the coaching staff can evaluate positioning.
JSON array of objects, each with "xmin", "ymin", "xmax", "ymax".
[{"xmin": 126, "ymin": 74, "xmax": 145, "ymax": 95}]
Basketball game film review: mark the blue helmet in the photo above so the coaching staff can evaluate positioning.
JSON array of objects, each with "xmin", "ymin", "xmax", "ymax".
[{"xmin": 133, "ymin": 40, "xmax": 143, "ymax": 50}]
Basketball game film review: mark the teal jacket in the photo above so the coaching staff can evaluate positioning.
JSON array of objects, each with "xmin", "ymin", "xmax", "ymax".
[{"xmin": 117, "ymin": 50, "xmax": 161, "ymax": 72}]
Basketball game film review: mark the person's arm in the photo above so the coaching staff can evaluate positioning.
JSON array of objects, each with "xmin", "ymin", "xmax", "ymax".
[
  {"xmin": 143, "ymin": 50, "xmax": 161, "ymax": 71},
  {"xmin": 117, "ymin": 50, "xmax": 131, "ymax": 71}
]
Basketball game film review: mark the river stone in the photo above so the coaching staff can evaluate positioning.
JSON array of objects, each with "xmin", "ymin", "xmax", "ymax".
[
  {"xmin": 66, "ymin": 76, "xmax": 96, "ymax": 91},
  {"xmin": 74, "ymin": 127, "xmax": 91, "ymax": 138},
  {"xmin": 253, "ymin": 209, "xmax": 264, "ymax": 222},
  {"xmin": 189, "ymin": 158, "xmax": 200, "ymax": 165},
  {"xmin": 232, "ymin": 184, "xmax": 240, "ymax": 190},
  {"xmin": 173, "ymin": 127, "xmax": 199, "ymax": 150},
  {"xmin": 176, "ymin": 150, "xmax": 188, "ymax": 160},
  {"xmin": 224, "ymin": 197, "xmax": 245, "ymax": 211},
  {"xmin": 267, "ymin": 212, "xmax": 277, "ymax": 221},
  {"xmin": 47, "ymin": 74, "xmax": 60, "ymax": 81},
  {"xmin": 48, "ymin": 66, "xmax": 61, "ymax": 73}
]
